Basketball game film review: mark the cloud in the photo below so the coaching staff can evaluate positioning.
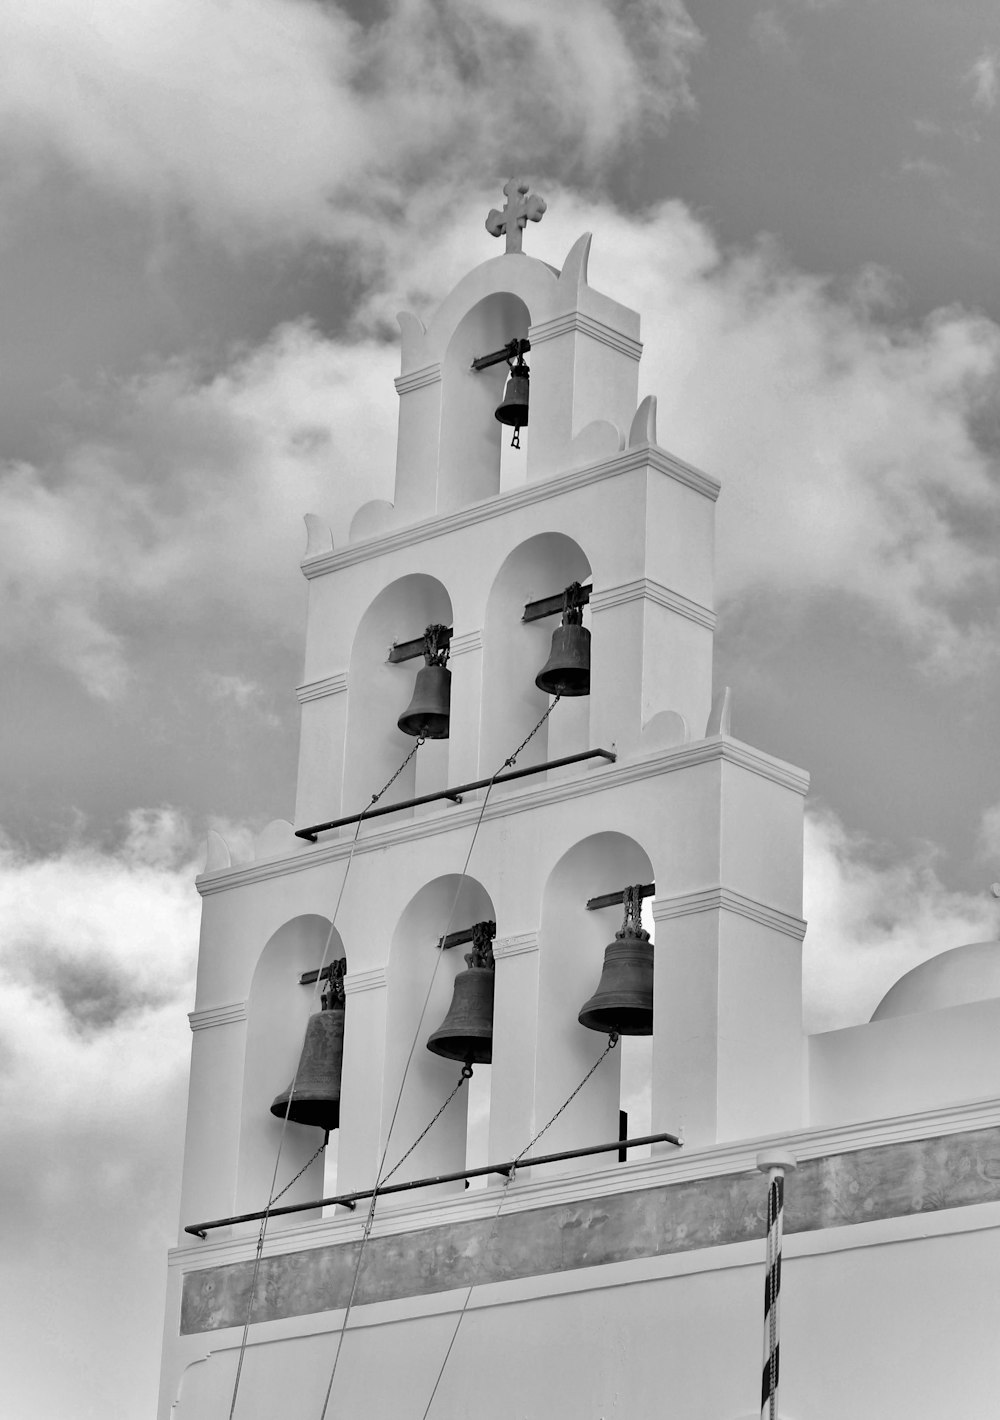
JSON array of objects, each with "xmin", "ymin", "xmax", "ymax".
[
  {"xmin": 964, "ymin": 47, "xmax": 1000, "ymax": 113},
  {"xmin": 0, "ymin": 809, "xmax": 203, "ymax": 1414},
  {"xmin": 802, "ymin": 805, "xmax": 997, "ymax": 1032},
  {"xmin": 0, "ymin": 0, "xmax": 701, "ymax": 252},
  {"xmin": 4, "ymin": 196, "xmax": 1000, "ymax": 701}
]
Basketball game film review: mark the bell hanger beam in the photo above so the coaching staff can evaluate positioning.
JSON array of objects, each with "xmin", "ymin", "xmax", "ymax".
[
  {"xmin": 184, "ymin": 1127, "xmax": 682, "ymax": 1238},
  {"xmin": 294, "ymin": 746, "xmax": 616, "ymax": 842},
  {"xmin": 388, "ymin": 626, "xmax": 453, "ymax": 664},
  {"xmin": 586, "ymin": 883, "xmax": 655, "ymax": 911},
  {"xmin": 437, "ymin": 920, "xmax": 496, "ymax": 951},
  {"xmin": 470, "ymin": 337, "xmax": 530, "ymax": 372},
  {"xmin": 523, "ymin": 583, "xmax": 592, "ymax": 624}
]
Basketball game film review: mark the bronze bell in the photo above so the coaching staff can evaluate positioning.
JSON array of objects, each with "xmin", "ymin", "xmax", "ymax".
[
  {"xmin": 426, "ymin": 923, "xmax": 495, "ymax": 1065},
  {"xmin": 271, "ymin": 962, "xmax": 346, "ymax": 1131},
  {"xmin": 578, "ymin": 887, "xmax": 653, "ymax": 1036},
  {"xmin": 398, "ymin": 623, "xmax": 451, "ymax": 739},
  {"xmin": 535, "ymin": 582, "xmax": 590, "ymax": 697},
  {"xmin": 495, "ymin": 355, "xmax": 529, "ymax": 448}
]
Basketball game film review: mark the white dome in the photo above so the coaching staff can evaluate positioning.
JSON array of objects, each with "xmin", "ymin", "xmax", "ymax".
[{"xmin": 871, "ymin": 939, "xmax": 1000, "ymax": 1021}]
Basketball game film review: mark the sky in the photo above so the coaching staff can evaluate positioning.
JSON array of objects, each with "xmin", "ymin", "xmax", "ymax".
[{"xmin": 1, "ymin": 1, "xmax": 999, "ymax": 1415}]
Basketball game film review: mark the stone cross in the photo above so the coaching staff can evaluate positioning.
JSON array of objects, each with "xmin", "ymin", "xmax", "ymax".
[{"xmin": 486, "ymin": 178, "xmax": 547, "ymax": 254}]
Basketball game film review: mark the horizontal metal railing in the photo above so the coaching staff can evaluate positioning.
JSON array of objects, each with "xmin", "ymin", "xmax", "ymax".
[
  {"xmin": 294, "ymin": 747, "xmax": 617, "ymax": 842},
  {"xmin": 185, "ymin": 1129, "xmax": 682, "ymax": 1238}
]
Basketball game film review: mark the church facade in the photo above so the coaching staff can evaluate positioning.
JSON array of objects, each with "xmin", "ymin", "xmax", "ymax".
[{"xmin": 159, "ymin": 184, "xmax": 1000, "ymax": 1419}]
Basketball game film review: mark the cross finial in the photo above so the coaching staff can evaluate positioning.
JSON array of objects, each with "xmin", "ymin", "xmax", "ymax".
[{"xmin": 486, "ymin": 178, "xmax": 547, "ymax": 254}]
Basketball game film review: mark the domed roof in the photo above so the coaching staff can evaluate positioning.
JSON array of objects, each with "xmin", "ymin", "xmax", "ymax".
[{"xmin": 871, "ymin": 939, "xmax": 1000, "ymax": 1021}]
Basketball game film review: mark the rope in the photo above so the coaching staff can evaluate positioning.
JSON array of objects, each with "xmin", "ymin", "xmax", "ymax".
[
  {"xmin": 226, "ymin": 738, "xmax": 424, "ymax": 1420},
  {"xmin": 417, "ymin": 1031, "xmax": 621, "ymax": 1420},
  {"xmin": 761, "ymin": 1170, "xmax": 784, "ymax": 1420},
  {"xmin": 316, "ymin": 697, "xmax": 561, "ymax": 1420}
]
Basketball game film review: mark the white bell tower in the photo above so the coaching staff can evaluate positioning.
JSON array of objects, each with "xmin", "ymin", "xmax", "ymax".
[{"xmin": 159, "ymin": 182, "xmax": 809, "ymax": 1420}]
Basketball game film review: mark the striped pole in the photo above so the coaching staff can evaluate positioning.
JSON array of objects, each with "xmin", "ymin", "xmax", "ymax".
[{"xmin": 756, "ymin": 1150, "xmax": 797, "ymax": 1420}]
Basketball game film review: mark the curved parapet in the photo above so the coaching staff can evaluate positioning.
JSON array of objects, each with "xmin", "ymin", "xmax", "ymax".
[
  {"xmin": 302, "ymin": 513, "xmax": 333, "ymax": 560},
  {"xmin": 628, "ymin": 395, "xmax": 659, "ymax": 450}
]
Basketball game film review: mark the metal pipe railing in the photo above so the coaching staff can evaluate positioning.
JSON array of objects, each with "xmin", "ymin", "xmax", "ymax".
[
  {"xmin": 294, "ymin": 748, "xmax": 617, "ymax": 842},
  {"xmin": 184, "ymin": 1129, "xmax": 682, "ymax": 1238}
]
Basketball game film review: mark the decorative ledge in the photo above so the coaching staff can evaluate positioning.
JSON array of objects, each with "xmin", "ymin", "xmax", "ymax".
[
  {"xmin": 590, "ymin": 578, "xmax": 716, "ymax": 632},
  {"xmin": 448, "ymin": 629, "xmax": 483, "ymax": 657},
  {"xmin": 493, "ymin": 932, "xmax": 540, "ymax": 960},
  {"xmin": 652, "ymin": 889, "xmax": 806, "ymax": 941},
  {"xmin": 188, "ymin": 1002, "xmax": 247, "ymax": 1032},
  {"xmin": 296, "ymin": 672, "xmax": 348, "ymax": 705},
  {"xmin": 196, "ymin": 737, "xmax": 809, "ymax": 896},
  {"xmin": 393, "ymin": 363, "xmax": 441, "ymax": 395},
  {"xmin": 301, "ymin": 446, "xmax": 721, "ymax": 579},
  {"xmin": 343, "ymin": 967, "xmax": 387, "ymax": 996},
  {"xmin": 528, "ymin": 310, "xmax": 643, "ymax": 362}
]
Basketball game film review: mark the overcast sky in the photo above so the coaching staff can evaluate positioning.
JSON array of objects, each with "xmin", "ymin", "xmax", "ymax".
[{"xmin": 2, "ymin": 2, "xmax": 999, "ymax": 1415}]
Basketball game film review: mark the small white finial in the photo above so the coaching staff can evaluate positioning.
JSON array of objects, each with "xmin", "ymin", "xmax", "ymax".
[{"xmin": 486, "ymin": 178, "xmax": 546, "ymax": 254}]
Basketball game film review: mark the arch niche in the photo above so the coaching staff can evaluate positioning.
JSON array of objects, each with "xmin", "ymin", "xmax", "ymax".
[
  {"xmin": 344, "ymin": 573, "xmax": 453, "ymax": 816},
  {"xmin": 237, "ymin": 914, "xmax": 345, "ymax": 1220},
  {"xmin": 438, "ymin": 292, "xmax": 530, "ymax": 514},
  {"xmin": 535, "ymin": 832, "xmax": 654, "ymax": 1170},
  {"xmin": 381, "ymin": 874, "xmax": 496, "ymax": 1193},
  {"xmin": 480, "ymin": 532, "xmax": 592, "ymax": 779}
]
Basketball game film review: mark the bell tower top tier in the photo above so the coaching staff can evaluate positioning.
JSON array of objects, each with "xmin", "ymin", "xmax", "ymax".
[{"xmin": 389, "ymin": 179, "xmax": 643, "ymax": 521}]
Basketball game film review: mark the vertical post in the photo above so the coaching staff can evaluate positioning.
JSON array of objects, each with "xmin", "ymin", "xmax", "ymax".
[{"xmin": 756, "ymin": 1149, "xmax": 797, "ymax": 1420}]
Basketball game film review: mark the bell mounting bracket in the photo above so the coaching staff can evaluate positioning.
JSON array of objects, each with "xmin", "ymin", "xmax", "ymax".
[
  {"xmin": 438, "ymin": 919, "xmax": 497, "ymax": 951},
  {"xmin": 586, "ymin": 882, "xmax": 655, "ymax": 911},
  {"xmin": 523, "ymin": 582, "xmax": 592, "ymax": 624},
  {"xmin": 388, "ymin": 624, "xmax": 453, "ymax": 664},
  {"xmin": 470, "ymin": 337, "xmax": 530, "ymax": 372}
]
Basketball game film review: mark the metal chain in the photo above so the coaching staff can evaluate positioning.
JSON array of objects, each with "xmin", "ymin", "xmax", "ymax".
[
  {"xmin": 501, "ymin": 695, "xmax": 561, "ymax": 770},
  {"xmin": 269, "ymin": 1137, "xmax": 327, "ymax": 1208},
  {"xmin": 510, "ymin": 1031, "xmax": 619, "ymax": 1170},
  {"xmin": 381, "ymin": 1065, "xmax": 473, "ymax": 1186},
  {"xmin": 366, "ymin": 736, "xmax": 424, "ymax": 809}
]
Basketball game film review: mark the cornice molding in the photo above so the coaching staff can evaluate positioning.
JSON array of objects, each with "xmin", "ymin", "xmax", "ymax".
[
  {"xmin": 652, "ymin": 888, "xmax": 806, "ymax": 941},
  {"xmin": 197, "ymin": 737, "xmax": 808, "ymax": 897},
  {"xmin": 448, "ymin": 629, "xmax": 483, "ymax": 657},
  {"xmin": 301, "ymin": 447, "xmax": 720, "ymax": 580},
  {"xmin": 590, "ymin": 577, "xmax": 716, "ymax": 632},
  {"xmin": 493, "ymin": 932, "xmax": 539, "ymax": 960},
  {"xmin": 344, "ymin": 967, "xmax": 387, "ymax": 996},
  {"xmin": 393, "ymin": 363, "xmax": 441, "ymax": 395},
  {"xmin": 188, "ymin": 1001, "xmax": 247, "ymax": 1032},
  {"xmin": 528, "ymin": 310, "xmax": 643, "ymax": 362},
  {"xmin": 295, "ymin": 671, "xmax": 348, "ymax": 704}
]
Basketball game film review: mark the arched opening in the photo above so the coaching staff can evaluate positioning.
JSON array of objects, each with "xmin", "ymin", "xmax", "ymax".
[
  {"xmin": 535, "ymin": 832, "xmax": 654, "ymax": 1175},
  {"xmin": 344, "ymin": 574, "xmax": 453, "ymax": 820},
  {"xmin": 438, "ymin": 293, "xmax": 531, "ymax": 513},
  {"xmin": 238, "ymin": 915, "xmax": 345, "ymax": 1222},
  {"xmin": 381, "ymin": 874, "xmax": 496, "ymax": 1194},
  {"xmin": 480, "ymin": 533, "xmax": 592, "ymax": 782}
]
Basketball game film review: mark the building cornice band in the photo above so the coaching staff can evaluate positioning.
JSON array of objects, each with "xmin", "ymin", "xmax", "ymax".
[
  {"xmin": 301, "ymin": 447, "xmax": 721, "ymax": 580},
  {"xmin": 652, "ymin": 888, "xmax": 806, "ymax": 941},
  {"xmin": 591, "ymin": 577, "xmax": 716, "ymax": 632},
  {"xmin": 188, "ymin": 1002, "xmax": 248, "ymax": 1031},
  {"xmin": 528, "ymin": 310, "xmax": 643, "ymax": 362},
  {"xmin": 196, "ymin": 738, "xmax": 809, "ymax": 896},
  {"xmin": 296, "ymin": 672, "xmax": 348, "ymax": 704},
  {"xmin": 393, "ymin": 363, "xmax": 442, "ymax": 395}
]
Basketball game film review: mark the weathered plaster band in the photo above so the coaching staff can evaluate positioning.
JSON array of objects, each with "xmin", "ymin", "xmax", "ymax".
[
  {"xmin": 295, "ymin": 672, "xmax": 348, "ymax": 704},
  {"xmin": 180, "ymin": 1123, "xmax": 1000, "ymax": 1334},
  {"xmin": 652, "ymin": 889, "xmax": 807, "ymax": 941},
  {"xmin": 188, "ymin": 1002, "xmax": 247, "ymax": 1032}
]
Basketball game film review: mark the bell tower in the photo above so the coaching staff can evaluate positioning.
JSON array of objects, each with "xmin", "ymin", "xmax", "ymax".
[{"xmin": 159, "ymin": 182, "xmax": 808, "ymax": 1419}]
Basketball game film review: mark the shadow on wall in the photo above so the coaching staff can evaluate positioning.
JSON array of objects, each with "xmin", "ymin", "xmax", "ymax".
[{"xmin": 481, "ymin": 532, "xmax": 592, "ymax": 779}]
